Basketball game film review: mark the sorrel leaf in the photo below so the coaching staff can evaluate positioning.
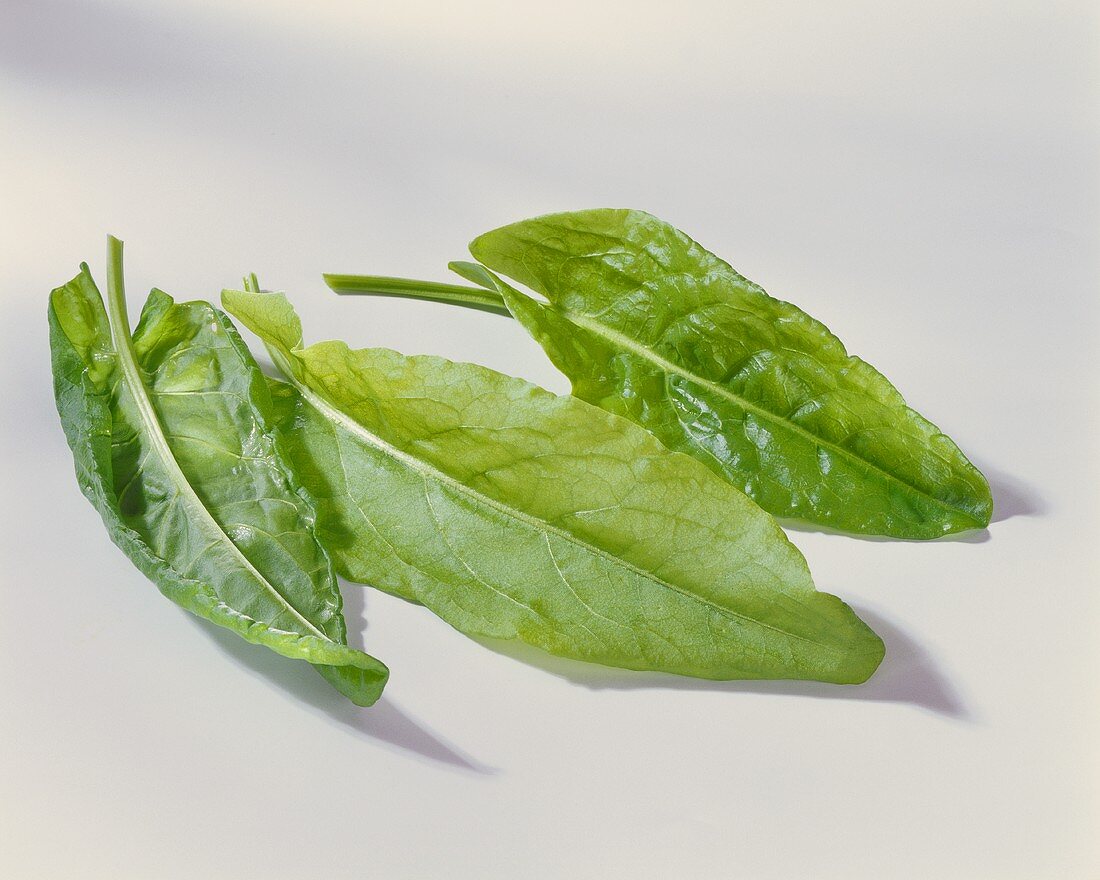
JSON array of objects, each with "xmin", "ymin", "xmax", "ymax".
[
  {"xmin": 49, "ymin": 240, "xmax": 388, "ymax": 705},
  {"xmin": 223, "ymin": 285, "xmax": 884, "ymax": 684},
  {"xmin": 327, "ymin": 209, "xmax": 992, "ymax": 539}
]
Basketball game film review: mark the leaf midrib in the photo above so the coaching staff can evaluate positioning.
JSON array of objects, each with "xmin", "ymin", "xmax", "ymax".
[
  {"xmin": 103, "ymin": 248, "xmax": 331, "ymax": 642},
  {"xmin": 554, "ymin": 302, "xmax": 980, "ymax": 526}
]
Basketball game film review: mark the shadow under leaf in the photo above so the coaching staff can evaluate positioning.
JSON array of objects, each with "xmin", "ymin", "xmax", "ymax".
[
  {"xmin": 186, "ymin": 615, "xmax": 495, "ymax": 775},
  {"xmin": 981, "ymin": 463, "xmax": 1044, "ymax": 522},
  {"xmin": 471, "ymin": 604, "xmax": 967, "ymax": 719}
]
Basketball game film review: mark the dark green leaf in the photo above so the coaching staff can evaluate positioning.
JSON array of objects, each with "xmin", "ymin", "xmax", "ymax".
[
  {"xmin": 467, "ymin": 210, "xmax": 992, "ymax": 538},
  {"xmin": 326, "ymin": 209, "xmax": 992, "ymax": 538},
  {"xmin": 49, "ymin": 241, "xmax": 387, "ymax": 706}
]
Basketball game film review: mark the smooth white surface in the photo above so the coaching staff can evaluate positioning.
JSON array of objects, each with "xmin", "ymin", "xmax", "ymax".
[{"xmin": 2, "ymin": 2, "xmax": 1097, "ymax": 877}]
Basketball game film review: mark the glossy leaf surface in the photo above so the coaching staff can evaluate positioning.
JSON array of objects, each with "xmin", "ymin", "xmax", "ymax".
[
  {"xmin": 224, "ymin": 287, "xmax": 884, "ymax": 684},
  {"xmin": 465, "ymin": 210, "xmax": 992, "ymax": 538},
  {"xmin": 328, "ymin": 210, "xmax": 992, "ymax": 538},
  {"xmin": 49, "ymin": 245, "xmax": 388, "ymax": 705}
]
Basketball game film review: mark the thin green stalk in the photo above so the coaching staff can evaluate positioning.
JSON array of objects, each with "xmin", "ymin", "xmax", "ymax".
[{"xmin": 323, "ymin": 273, "xmax": 511, "ymax": 317}]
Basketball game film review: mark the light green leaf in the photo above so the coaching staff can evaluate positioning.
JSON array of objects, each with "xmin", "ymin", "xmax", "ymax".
[
  {"xmin": 49, "ymin": 240, "xmax": 388, "ymax": 706},
  {"xmin": 224, "ymin": 287, "xmax": 884, "ymax": 684}
]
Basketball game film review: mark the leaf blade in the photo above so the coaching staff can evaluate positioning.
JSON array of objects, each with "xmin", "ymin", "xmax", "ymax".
[
  {"xmin": 468, "ymin": 208, "xmax": 992, "ymax": 538},
  {"xmin": 226, "ymin": 288, "xmax": 884, "ymax": 684},
  {"xmin": 50, "ymin": 252, "xmax": 387, "ymax": 706}
]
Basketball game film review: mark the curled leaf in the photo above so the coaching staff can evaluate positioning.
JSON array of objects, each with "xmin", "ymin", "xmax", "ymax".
[{"xmin": 49, "ymin": 241, "xmax": 387, "ymax": 705}]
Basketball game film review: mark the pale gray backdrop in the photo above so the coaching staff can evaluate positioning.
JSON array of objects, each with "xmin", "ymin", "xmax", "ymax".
[{"xmin": 1, "ymin": 1, "xmax": 1097, "ymax": 877}]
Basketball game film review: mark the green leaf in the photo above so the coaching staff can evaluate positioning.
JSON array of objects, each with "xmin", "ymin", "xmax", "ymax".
[
  {"xmin": 48, "ymin": 240, "xmax": 388, "ymax": 706},
  {"xmin": 327, "ymin": 210, "xmax": 992, "ymax": 539},
  {"xmin": 467, "ymin": 210, "xmax": 992, "ymax": 538},
  {"xmin": 224, "ymin": 287, "xmax": 884, "ymax": 685}
]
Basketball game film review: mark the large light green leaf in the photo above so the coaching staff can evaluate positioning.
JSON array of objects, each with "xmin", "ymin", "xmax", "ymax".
[
  {"xmin": 223, "ymin": 286, "xmax": 884, "ymax": 684},
  {"xmin": 327, "ymin": 209, "xmax": 992, "ymax": 538},
  {"xmin": 49, "ymin": 240, "xmax": 388, "ymax": 705}
]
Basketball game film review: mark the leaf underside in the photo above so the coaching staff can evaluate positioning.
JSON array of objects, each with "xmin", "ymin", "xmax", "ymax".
[{"xmin": 225, "ymin": 287, "xmax": 884, "ymax": 685}]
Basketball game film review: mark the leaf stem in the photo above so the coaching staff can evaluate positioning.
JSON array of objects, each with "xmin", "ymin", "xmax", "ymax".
[{"xmin": 323, "ymin": 273, "xmax": 512, "ymax": 317}]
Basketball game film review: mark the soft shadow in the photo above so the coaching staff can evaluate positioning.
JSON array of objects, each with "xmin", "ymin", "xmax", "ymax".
[
  {"xmin": 0, "ymin": 0, "xmax": 487, "ymax": 188},
  {"xmin": 474, "ymin": 605, "xmax": 967, "ymax": 719},
  {"xmin": 187, "ymin": 616, "xmax": 495, "ymax": 774},
  {"xmin": 980, "ymin": 463, "xmax": 1045, "ymax": 523},
  {"xmin": 339, "ymin": 574, "xmax": 373, "ymax": 652}
]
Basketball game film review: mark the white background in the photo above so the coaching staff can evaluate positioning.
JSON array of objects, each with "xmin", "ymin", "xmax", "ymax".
[{"xmin": 2, "ymin": 1, "xmax": 1097, "ymax": 877}]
